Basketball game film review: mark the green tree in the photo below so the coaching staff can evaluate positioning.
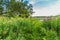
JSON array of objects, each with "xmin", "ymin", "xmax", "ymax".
[
  {"xmin": 0, "ymin": 6, "xmax": 3, "ymax": 15},
  {"xmin": 5, "ymin": 0, "xmax": 33, "ymax": 17},
  {"xmin": 0, "ymin": 0, "xmax": 3, "ymax": 15},
  {"xmin": 0, "ymin": 0, "xmax": 3, "ymax": 4}
]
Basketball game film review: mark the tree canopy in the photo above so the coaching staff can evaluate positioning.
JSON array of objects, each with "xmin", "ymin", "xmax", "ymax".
[{"xmin": 0, "ymin": 0, "xmax": 33, "ymax": 17}]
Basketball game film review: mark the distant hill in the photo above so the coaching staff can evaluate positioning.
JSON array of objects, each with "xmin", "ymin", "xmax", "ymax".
[{"xmin": 32, "ymin": 15, "xmax": 58, "ymax": 21}]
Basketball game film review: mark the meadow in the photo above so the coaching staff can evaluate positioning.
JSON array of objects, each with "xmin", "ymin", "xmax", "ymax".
[{"xmin": 0, "ymin": 16, "xmax": 60, "ymax": 40}]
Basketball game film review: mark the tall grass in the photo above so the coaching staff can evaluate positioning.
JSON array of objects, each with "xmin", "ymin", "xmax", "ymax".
[
  {"xmin": 43, "ymin": 16, "xmax": 60, "ymax": 40},
  {"xmin": 0, "ymin": 17, "xmax": 60, "ymax": 40}
]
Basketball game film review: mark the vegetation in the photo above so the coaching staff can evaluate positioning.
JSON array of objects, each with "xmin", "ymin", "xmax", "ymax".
[
  {"xmin": 0, "ymin": 0, "xmax": 60, "ymax": 40},
  {"xmin": 0, "ymin": 0, "xmax": 33, "ymax": 17},
  {"xmin": 0, "ymin": 7, "xmax": 3, "ymax": 15},
  {"xmin": 0, "ymin": 17, "xmax": 59, "ymax": 40}
]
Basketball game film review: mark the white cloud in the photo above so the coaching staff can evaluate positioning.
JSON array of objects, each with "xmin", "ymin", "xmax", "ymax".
[
  {"xmin": 32, "ymin": 0, "xmax": 60, "ymax": 16},
  {"xmin": 29, "ymin": 0, "xmax": 49, "ymax": 4},
  {"xmin": 29, "ymin": 1, "xmax": 35, "ymax": 4},
  {"xmin": 29, "ymin": 0, "xmax": 36, "ymax": 4}
]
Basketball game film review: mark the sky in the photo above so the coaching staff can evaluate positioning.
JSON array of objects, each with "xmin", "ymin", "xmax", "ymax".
[{"xmin": 28, "ymin": 0, "xmax": 60, "ymax": 16}]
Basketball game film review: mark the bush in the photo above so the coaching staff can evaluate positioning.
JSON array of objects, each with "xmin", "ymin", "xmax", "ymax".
[
  {"xmin": 43, "ymin": 16, "xmax": 60, "ymax": 40},
  {"xmin": 0, "ymin": 17, "xmax": 59, "ymax": 40}
]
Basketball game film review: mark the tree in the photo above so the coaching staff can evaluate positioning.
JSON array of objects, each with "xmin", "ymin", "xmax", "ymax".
[
  {"xmin": 5, "ymin": 0, "xmax": 33, "ymax": 17},
  {"xmin": 0, "ymin": 0, "xmax": 3, "ymax": 15},
  {"xmin": 0, "ymin": 0, "xmax": 33, "ymax": 17},
  {"xmin": 0, "ymin": 7, "xmax": 3, "ymax": 15}
]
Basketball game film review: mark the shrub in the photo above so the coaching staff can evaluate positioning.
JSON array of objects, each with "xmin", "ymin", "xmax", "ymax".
[
  {"xmin": 43, "ymin": 16, "xmax": 60, "ymax": 40},
  {"xmin": 0, "ymin": 17, "xmax": 59, "ymax": 40}
]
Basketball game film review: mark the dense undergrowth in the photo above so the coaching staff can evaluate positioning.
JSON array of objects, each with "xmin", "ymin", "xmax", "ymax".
[{"xmin": 0, "ymin": 17, "xmax": 60, "ymax": 40}]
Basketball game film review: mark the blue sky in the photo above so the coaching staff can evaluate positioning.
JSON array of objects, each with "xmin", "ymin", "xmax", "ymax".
[
  {"xmin": 30, "ymin": 0, "xmax": 57, "ymax": 7},
  {"xmin": 28, "ymin": 0, "xmax": 60, "ymax": 16}
]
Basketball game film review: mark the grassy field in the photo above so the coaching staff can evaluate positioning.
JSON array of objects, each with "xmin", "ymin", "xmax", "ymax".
[{"xmin": 0, "ymin": 17, "xmax": 60, "ymax": 40}]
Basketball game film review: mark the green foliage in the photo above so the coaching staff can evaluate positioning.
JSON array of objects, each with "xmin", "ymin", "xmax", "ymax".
[
  {"xmin": 0, "ymin": 0, "xmax": 3, "ymax": 4},
  {"xmin": 0, "ymin": 17, "xmax": 60, "ymax": 40},
  {"xmin": 43, "ymin": 16, "xmax": 60, "ymax": 40},
  {"xmin": 0, "ymin": 6, "xmax": 3, "ymax": 15},
  {"xmin": 0, "ymin": 0, "xmax": 33, "ymax": 17}
]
